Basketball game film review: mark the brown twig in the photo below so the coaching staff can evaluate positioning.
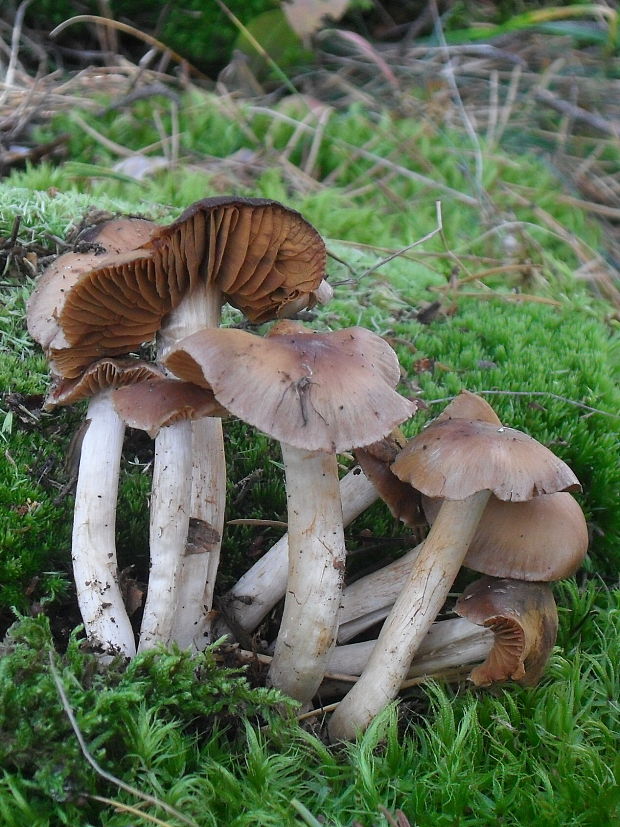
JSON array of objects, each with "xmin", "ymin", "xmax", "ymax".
[
  {"xmin": 49, "ymin": 15, "xmax": 211, "ymax": 81},
  {"xmin": 534, "ymin": 88, "xmax": 620, "ymax": 140}
]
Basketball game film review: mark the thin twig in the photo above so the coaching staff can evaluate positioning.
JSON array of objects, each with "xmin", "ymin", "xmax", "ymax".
[
  {"xmin": 226, "ymin": 519, "xmax": 288, "ymax": 528},
  {"xmin": 87, "ymin": 795, "xmax": 174, "ymax": 827},
  {"xmin": 1, "ymin": 0, "xmax": 31, "ymax": 102},
  {"xmin": 443, "ymin": 290, "xmax": 562, "ymax": 306},
  {"xmin": 48, "ymin": 654, "xmax": 199, "ymax": 827},
  {"xmin": 534, "ymin": 88, "xmax": 620, "ymax": 140},
  {"xmin": 428, "ymin": 391, "xmax": 619, "ymax": 419},
  {"xmin": 430, "ymin": 0, "xmax": 484, "ymax": 197},
  {"xmin": 49, "ymin": 15, "xmax": 211, "ymax": 81},
  {"xmin": 357, "ymin": 201, "xmax": 443, "ymax": 280}
]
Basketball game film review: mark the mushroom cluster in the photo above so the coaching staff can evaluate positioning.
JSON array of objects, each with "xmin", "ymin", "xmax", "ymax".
[{"xmin": 28, "ymin": 201, "xmax": 588, "ymax": 737}]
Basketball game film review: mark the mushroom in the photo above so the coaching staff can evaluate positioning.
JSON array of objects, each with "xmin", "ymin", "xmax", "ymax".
[
  {"xmin": 110, "ymin": 376, "xmax": 229, "ymax": 650},
  {"xmin": 454, "ymin": 576, "xmax": 559, "ymax": 686},
  {"xmin": 135, "ymin": 199, "xmax": 328, "ymax": 651},
  {"xmin": 26, "ymin": 217, "xmax": 160, "ymax": 656},
  {"xmin": 327, "ymin": 615, "xmax": 494, "ymax": 684},
  {"xmin": 337, "ymin": 391, "xmax": 586, "ymax": 641},
  {"xmin": 32, "ymin": 198, "xmax": 329, "ymax": 652},
  {"xmin": 217, "ymin": 428, "xmax": 421, "ymax": 639},
  {"xmin": 422, "ymin": 491, "xmax": 588, "ymax": 581},
  {"xmin": 338, "ymin": 489, "xmax": 587, "ymax": 642},
  {"xmin": 165, "ymin": 320, "xmax": 417, "ymax": 704},
  {"xmin": 328, "ymin": 398, "xmax": 580, "ymax": 740},
  {"xmin": 44, "ymin": 358, "xmax": 166, "ymax": 656}
]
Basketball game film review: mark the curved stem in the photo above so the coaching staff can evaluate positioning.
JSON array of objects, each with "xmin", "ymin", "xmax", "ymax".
[
  {"xmin": 72, "ymin": 392, "xmax": 135, "ymax": 656},
  {"xmin": 267, "ymin": 446, "xmax": 345, "ymax": 705},
  {"xmin": 328, "ymin": 491, "xmax": 491, "ymax": 742}
]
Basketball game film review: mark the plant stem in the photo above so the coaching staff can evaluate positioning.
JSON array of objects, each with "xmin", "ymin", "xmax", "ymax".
[
  {"xmin": 139, "ymin": 419, "xmax": 193, "ymax": 649},
  {"xmin": 338, "ymin": 544, "xmax": 423, "ymax": 643},
  {"xmin": 139, "ymin": 283, "xmax": 225, "ymax": 651}
]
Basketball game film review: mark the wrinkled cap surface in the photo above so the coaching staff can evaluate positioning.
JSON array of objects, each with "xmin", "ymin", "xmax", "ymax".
[
  {"xmin": 422, "ymin": 492, "xmax": 588, "ymax": 581},
  {"xmin": 392, "ymin": 418, "xmax": 580, "ymax": 501},
  {"xmin": 165, "ymin": 323, "xmax": 417, "ymax": 452},
  {"xmin": 455, "ymin": 576, "xmax": 558, "ymax": 686}
]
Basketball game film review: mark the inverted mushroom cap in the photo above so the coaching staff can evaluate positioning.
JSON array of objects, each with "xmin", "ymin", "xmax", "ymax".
[
  {"xmin": 165, "ymin": 322, "xmax": 417, "ymax": 452},
  {"xmin": 454, "ymin": 576, "xmax": 558, "ymax": 686},
  {"xmin": 354, "ymin": 429, "xmax": 425, "ymax": 527},
  {"xmin": 148, "ymin": 196, "xmax": 327, "ymax": 323},
  {"xmin": 391, "ymin": 418, "xmax": 581, "ymax": 502},
  {"xmin": 27, "ymin": 217, "xmax": 158, "ymax": 359},
  {"xmin": 50, "ymin": 198, "xmax": 327, "ymax": 377},
  {"xmin": 111, "ymin": 377, "xmax": 228, "ymax": 437},
  {"xmin": 43, "ymin": 356, "xmax": 164, "ymax": 409},
  {"xmin": 422, "ymin": 491, "xmax": 588, "ymax": 581}
]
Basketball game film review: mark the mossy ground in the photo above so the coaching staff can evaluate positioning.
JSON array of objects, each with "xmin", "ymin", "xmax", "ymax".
[{"xmin": 0, "ymin": 72, "xmax": 619, "ymax": 824}]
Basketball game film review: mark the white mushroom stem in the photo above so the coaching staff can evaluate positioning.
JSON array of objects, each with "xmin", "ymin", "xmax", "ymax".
[
  {"xmin": 267, "ymin": 445, "xmax": 346, "ymax": 705},
  {"xmin": 172, "ymin": 416, "xmax": 226, "ymax": 650},
  {"xmin": 328, "ymin": 491, "xmax": 491, "ymax": 742},
  {"xmin": 139, "ymin": 282, "xmax": 225, "ymax": 651},
  {"xmin": 330, "ymin": 617, "xmax": 493, "ymax": 679},
  {"xmin": 72, "ymin": 392, "xmax": 136, "ymax": 656},
  {"xmin": 235, "ymin": 617, "xmax": 493, "ymax": 679},
  {"xmin": 338, "ymin": 543, "xmax": 423, "ymax": 643},
  {"xmin": 216, "ymin": 467, "xmax": 378, "ymax": 637},
  {"xmin": 139, "ymin": 419, "xmax": 193, "ymax": 649}
]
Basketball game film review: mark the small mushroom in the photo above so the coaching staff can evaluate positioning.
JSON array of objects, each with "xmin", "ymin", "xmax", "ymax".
[
  {"xmin": 165, "ymin": 320, "xmax": 417, "ymax": 704},
  {"xmin": 26, "ymin": 217, "xmax": 161, "ymax": 657},
  {"xmin": 328, "ymin": 398, "xmax": 580, "ymax": 741},
  {"xmin": 45, "ymin": 358, "xmax": 165, "ymax": 656},
  {"xmin": 454, "ymin": 576, "xmax": 559, "ymax": 686},
  {"xmin": 111, "ymin": 376, "xmax": 229, "ymax": 651}
]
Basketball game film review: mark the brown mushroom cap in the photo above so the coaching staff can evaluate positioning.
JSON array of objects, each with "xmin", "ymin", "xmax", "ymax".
[
  {"xmin": 50, "ymin": 198, "xmax": 327, "ymax": 377},
  {"xmin": 454, "ymin": 576, "xmax": 559, "ymax": 686},
  {"xmin": 422, "ymin": 492, "xmax": 588, "ymax": 582},
  {"xmin": 43, "ymin": 356, "xmax": 164, "ymax": 409},
  {"xmin": 436, "ymin": 389, "xmax": 501, "ymax": 425},
  {"xmin": 111, "ymin": 377, "xmax": 228, "ymax": 437},
  {"xmin": 391, "ymin": 418, "xmax": 581, "ymax": 502},
  {"xmin": 165, "ymin": 322, "xmax": 417, "ymax": 452},
  {"xmin": 354, "ymin": 429, "xmax": 425, "ymax": 527},
  {"xmin": 27, "ymin": 218, "xmax": 158, "ymax": 358},
  {"xmin": 422, "ymin": 492, "xmax": 588, "ymax": 581}
]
